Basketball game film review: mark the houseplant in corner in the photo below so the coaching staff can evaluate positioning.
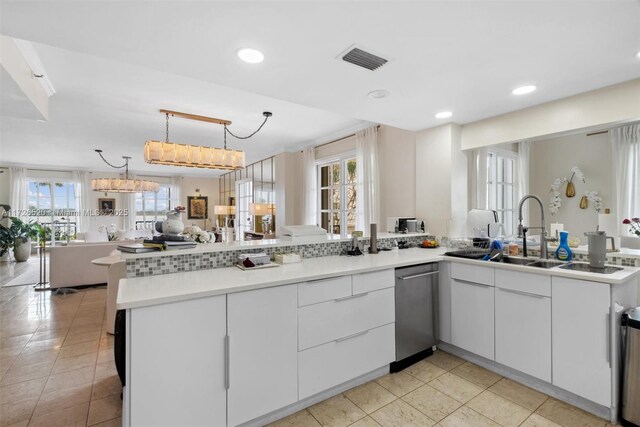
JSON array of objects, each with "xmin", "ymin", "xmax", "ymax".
[{"xmin": 8, "ymin": 218, "xmax": 41, "ymax": 262}]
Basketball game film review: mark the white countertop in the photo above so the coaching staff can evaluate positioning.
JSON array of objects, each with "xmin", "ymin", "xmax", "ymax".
[
  {"xmin": 117, "ymin": 248, "xmax": 640, "ymax": 310},
  {"xmin": 119, "ymin": 232, "xmax": 431, "ymax": 260}
]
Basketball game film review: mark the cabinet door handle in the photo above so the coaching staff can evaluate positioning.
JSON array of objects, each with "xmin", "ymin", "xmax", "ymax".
[
  {"xmin": 453, "ymin": 278, "xmax": 492, "ymax": 288},
  {"xmin": 399, "ymin": 271, "xmax": 439, "ymax": 280},
  {"xmin": 606, "ymin": 311, "xmax": 611, "ymax": 367},
  {"xmin": 224, "ymin": 335, "xmax": 230, "ymax": 390},
  {"xmin": 498, "ymin": 287, "xmax": 547, "ymax": 299},
  {"xmin": 335, "ymin": 330, "xmax": 369, "ymax": 343},
  {"xmin": 334, "ymin": 292, "xmax": 369, "ymax": 302}
]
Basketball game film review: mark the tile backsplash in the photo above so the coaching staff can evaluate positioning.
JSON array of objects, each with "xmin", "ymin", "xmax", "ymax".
[{"xmin": 126, "ymin": 234, "xmax": 430, "ymax": 277}]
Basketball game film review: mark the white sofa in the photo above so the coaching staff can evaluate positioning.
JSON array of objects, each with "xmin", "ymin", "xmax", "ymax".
[{"xmin": 49, "ymin": 241, "xmax": 127, "ymax": 289}]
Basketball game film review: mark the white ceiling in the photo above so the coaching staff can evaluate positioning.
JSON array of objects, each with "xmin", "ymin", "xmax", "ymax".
[{"xmin": 1, "ymin": 1, "xmax": 639, "ymax": 176}]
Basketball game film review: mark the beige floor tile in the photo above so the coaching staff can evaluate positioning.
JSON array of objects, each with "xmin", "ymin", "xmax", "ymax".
[
  {"xmin": 51, "ymin": 351, "xmax": 97, "ymax": 375},
  {"xmin": 89, "ymin": 417, "xmax": 122, "ymax": 427},
  {"xmin": 308, "ymin": 394, "xmax": 366, "ymax": 427},
  {"xmin": 98, "ymin": 336, "xmax": 114, "ymax": 351},
  {"xmin": 28, "ymin": 402, "xmax": 89, "ymax": 427},
  {"xmin": 0, "ymin": 396, "xmax": 38, "ymax": 426},
  {"xmin": 402, "ymin": 385, "xmax": 462, "ymax": 422},
  {"xmin": 96, "ymin": 349, "xmax": 114, "ymax": 365},
  {"xmin": 535, "ymin": 398, "xmax": 607, "ymax": 427},
  {"xmin": 488, "ymin": 378, "xmax": 548, "ymax": 411},
  {"xmin": 0, "ymin": 335, "xmax": 31, "ymax": 350},
  {"xmin": 439, "ymin": 405, "xmax": 501, "ymax": 427},
  {"xmin": 22, "ymin": 337, "xmax": 64, "ymax": 354},
  {"xmin": 0, "ymin": 361, "xmax": 53, "ymax": 387},
  {"xmin": 11, "ymin": 349, "xmax": 58, "ymax": 369},
  {"xmin": 371, "ymin": 398, "xmax": 436, "ymax": 427},
  {"xmin": 87, "ymin": 394, "xmax": 122, "ymax": 426},
  {"xmin": 428, "ymin": 372, "xmax": 484, "ymax": 403},
  {"xmin": 6, "ymin": 420, "xmax": 29, "ymax": 427},
  {"xmin": 520, "ymin": 413, "xmax": 563, "ymax": 427},
  {"xmin": 467, "ymin": 391, "xmax": 532, "ymax": 427},
  {"xmin": 91, "ymin": 375, "xmax": 122, "ymax": 400},
  {"xmin": 350, "ymin": 416, "xmax": 382, "ymax": 427},
  {"xmin": 450, "ymin": 363, "xmax": 501, "ymax": 389},
  {"xmin": 375, "ymin": 372, "xmax": 424, "ymax": 397},
  {"xmin": 345, "ymin": 382, "xmax": 397, "ymax": 414},
  {"xmin": 267, "ymin": 409, "xmax": 321, "ymax": 427},
  {"xmin": 29, "ymin": 328, "xmax": 69, "ymax": 343},
  {"xmin": 67, "ymin": 323, "xmax": 103, "ymax": 336},
  {"xmin": 42, "ymin": 366, "xmax": 95, "ymax": 395},
  {"xmin": 64, "ymin": 330, "xmax": 102, "ymax": 346},
  {"xmin": 0, "ymin": 377, "xmax": 46, "ymax": 405},
  {"xmin": 428, "ymin": 352, "xmax": 465, "ymax": 371},
  {"xmin": 405, "ymin": 361, "xmax": 447, "ymax": 383},
  {"xmin": 58, "ymin": 340, "xmax": 100, "ymax": 359},
  {"xmin": 94, "ymin": 361, "xmax": 117, "ymax": 381},
  {"xmin": 33, "ymin": 383, "xmax": 92, "ymax": 417}
]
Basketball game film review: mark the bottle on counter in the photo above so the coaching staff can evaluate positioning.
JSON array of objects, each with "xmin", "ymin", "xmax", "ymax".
[{"xmin": 555, "ymin": 231, "xmax": 572, "ymax": 261}]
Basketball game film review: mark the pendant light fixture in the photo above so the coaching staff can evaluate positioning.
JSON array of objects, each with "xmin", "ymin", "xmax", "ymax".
[
  {"xmin": 144, "ymin": 109, "xmax": 272, "ymax": 171},
  {"xmin": 91, "ymin": 150, "xmax": 160, "ymax": 193}
]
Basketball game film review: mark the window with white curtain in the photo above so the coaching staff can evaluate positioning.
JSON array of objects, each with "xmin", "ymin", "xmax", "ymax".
[
  {"xmin": 135, "ymin": 185, "xmax": 171, "ymax": 228},
  {"xmin": 317, "ymin": 155, "xmax": 357, "ymax": 237},
  {"xmin": 626, "ymin": 141, "xmax": 639, "ymax": 216},
  {"xmin": 486, "ymin": 149, "xmax": 517, "ymax": 236},
  {"xmin": 28, "ymin": 180, "xmax": 78, "ymax": 239}
]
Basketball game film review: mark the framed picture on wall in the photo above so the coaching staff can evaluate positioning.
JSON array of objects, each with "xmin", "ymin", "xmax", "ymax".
[
  {"xmin": 99, "ymin": 198, "xmax": 115, "ymax": 215},
  {"xmin": 187, "ymin": 196, "xmax": 208, "ymax": 219}
]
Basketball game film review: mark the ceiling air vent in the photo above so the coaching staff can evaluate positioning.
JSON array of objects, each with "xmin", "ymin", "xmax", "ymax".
[{"xmin": 341, "ymin": 46, "xmax": 388, "ymax": 71}]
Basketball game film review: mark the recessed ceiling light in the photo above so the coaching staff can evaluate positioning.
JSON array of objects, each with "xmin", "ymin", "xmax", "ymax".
[
  {"xmin": 237, "ymin": 48, "xmax": 264, "ymax": 64},
  {"xmin": 512, "ymin": 85, "xmax": 537, "ymax": 95},
  {"xmin": 435, "ymin": 111, "xmax": 453, "ymax": 119},
  {"xmin": 368, "ymin": 89, "xmax": 390, "ymax": 99}
]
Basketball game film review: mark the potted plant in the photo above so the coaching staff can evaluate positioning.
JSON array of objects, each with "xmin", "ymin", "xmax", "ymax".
[
  {"xmin": 0, "ymin": 221, "xmax": 13, "ymax": 262},
  {"xmin": 7, "ymin": 218, "xmax": 41, "ymax": 262}
]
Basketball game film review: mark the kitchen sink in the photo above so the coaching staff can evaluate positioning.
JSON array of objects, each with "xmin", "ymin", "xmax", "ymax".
[
  {"xmin": 526, "ymin": 260, "xmax": 567, "ymax": 269},
  {"xmin": 499, "ymin": 256, "xmax": 537, "ymax": 265}
]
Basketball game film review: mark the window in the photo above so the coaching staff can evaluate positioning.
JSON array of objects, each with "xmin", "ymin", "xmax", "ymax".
[
  {"xmin": 235, "ymin": 179, "xmax": 253, "ymax": 240},
  {"xmin": 317, "ymin": 156, "xmax": 357, "ymax": 237},
  {"xmin": 28, "ymin": 181, "xmax": 78, "ymax": 239},
  {"xmin": 487, "ymin": 150, "xmax": 517, "ymax": 236},
  {"xmin": 135, "ymin": 185, "xmax": 170, "ymax": 229}
]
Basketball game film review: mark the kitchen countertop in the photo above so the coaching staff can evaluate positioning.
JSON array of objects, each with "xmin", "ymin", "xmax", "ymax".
[{"xmin": 117, "ymin": 247, "xmax": 639, "ymax": 310}]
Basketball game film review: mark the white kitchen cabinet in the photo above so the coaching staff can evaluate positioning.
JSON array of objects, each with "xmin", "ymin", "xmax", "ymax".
[
  {"xmin": 552, "ymin": 276, "xmax": 611, "ymax": 406},
  {"xmin": 451, "ymin": 278, "xmax": 495, "ymax": 360},
  {"xmin": 129, "ymin": 295, "xmax": 227, "ymax": 427},
  {"xmin": 227, "ymin": 284, "xmax": 298, "ymax": 427},
  {"xmin": 495, "ymin": 287, "xmax": 551, "ymax": 382}
]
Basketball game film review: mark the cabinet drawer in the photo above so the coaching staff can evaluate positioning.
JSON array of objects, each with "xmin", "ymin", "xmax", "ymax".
[
  {"xmin": 299, "ymin": 323, "xmax": 395, "ymax": 399},
  {"xmin": 495, "ymin": 269, "xmax": 550, "ymax": 297},
  {"xmin": 352, "ymin": 269, "xmax": 394, "ymax": 294},
  {"xmin": 451, "ymin": 263, "xmax": 494, "ymax": 286},
  {"xmin": 298, "ymin": 276, "xmax": 351, "ymax": 307},
  {"xmin": 298, "ymin": 288, "xmax": 395, "ymax": 350}
]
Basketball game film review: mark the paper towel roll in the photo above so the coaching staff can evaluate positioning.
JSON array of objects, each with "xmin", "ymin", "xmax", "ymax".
[{"xmin": 550, "ymin": 223, "xmax": 564, "ymax": 240}]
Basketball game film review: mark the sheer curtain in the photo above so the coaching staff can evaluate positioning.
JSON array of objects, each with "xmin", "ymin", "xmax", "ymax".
[
  {"xmin": 169, "ymin": 176, "xmax": 181, "ymax": 210},
  {"xmin": 471, "ymin": 148, "xmax": 488, "ymax": 209},
  {"xmin": 611, "ymin": 123, "xmax": 640, "ymax": 236},
  {"xmin": 302, "ymin": 147, "xmax": 317, "ymax": 225},
  {"xmin": 355, "ymin": 126, "xmax": 380, "ymax": 234},
  {"xmin": 516, "ymin": 141, "xmax": 531, "ymax": 225},
  {"xmin": 72, "ymin": 171, "xmax": 91, "ymax": 233},
  {"xmin": 9, "ymin": 167, "xmax": 28, "ymax": 219}
]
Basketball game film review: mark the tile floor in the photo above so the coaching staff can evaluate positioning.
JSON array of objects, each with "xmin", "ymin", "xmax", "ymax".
[{"xmin": 0, "ymin": 260, "xmax": 618, "ymax": 427}]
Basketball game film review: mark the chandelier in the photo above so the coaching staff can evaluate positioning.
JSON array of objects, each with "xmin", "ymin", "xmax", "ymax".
[
  {"xmin": 144, "ymin": 109, "xmax": 272, "ymax": 171},
  {"xmin": 91, "ymin": 150, "xmax": 160, "ymax": 193}
]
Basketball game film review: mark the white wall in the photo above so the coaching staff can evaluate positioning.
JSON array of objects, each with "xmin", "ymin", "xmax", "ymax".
[
  {"xmin": 461, "ymin": 79, "xmax": 640, "ymax": 150},
  {"xmin": 180, "ymin": 176, "xmax": 220, "ymax": 230},
  {"xmin": 529, "ymin": 132, "xmax": 612, "ymax": 239},
  {"xmin": 415, "ymin": 124, "xmax": 467, "ymax": 237},
  {"xmin": 274, "ymin": 151, "xmax": 302, "ymax": 236},
  {"xmin": 378, "ymin": 126, "xmax": 416, "ymax": 230}
]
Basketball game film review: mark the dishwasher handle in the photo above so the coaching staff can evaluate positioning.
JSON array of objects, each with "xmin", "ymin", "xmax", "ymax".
[{"xmin": 398, "ymin": 271, "xmax": 439, "ymax": 281}]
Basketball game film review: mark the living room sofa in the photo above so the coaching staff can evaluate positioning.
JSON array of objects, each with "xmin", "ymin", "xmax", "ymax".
[{"xmin": 49, "ymin": 241, "xmax": 125, "ymax": 289}]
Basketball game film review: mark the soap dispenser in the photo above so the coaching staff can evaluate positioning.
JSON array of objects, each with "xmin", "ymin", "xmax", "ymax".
[{"xmin": 555, "ymin": 231, "xmax": 572, "ymax": 261}]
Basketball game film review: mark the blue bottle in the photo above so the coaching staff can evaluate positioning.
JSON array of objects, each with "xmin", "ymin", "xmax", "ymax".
[{"xmin": 555, "ymin": 231, "xmax": 572, "ymax": 261}]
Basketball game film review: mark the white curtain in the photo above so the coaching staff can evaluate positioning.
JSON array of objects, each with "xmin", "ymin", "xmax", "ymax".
[
  {"xmin": 169, "ymin": 176, "xmax": 181, "ymax": 211},
  {"xmin": 9, "ymin": 167, "xmax": 28, "ymax": 219},
  {"xmin": 611, "ymin": 123, "xmax": 640, "ymax": 236},
  {"xmin": 516, "ymin": 141, "xmax": 531, "ymax": 225},
  {"xmin": 355, "ymin": 126, "xmax": 380, "ymax": 234},
  {"xmin": 302, "ymin": 147, "xmax": 317, "ymax": 225},
  {"xmin": 72, "ymin": 171, "xmax": 91, "ymax": 233},
  {"xmin": 471, "ymin": 148, "xmax": 488, "ymax": 209},
  {"xmin": 122, "ymin": 173, "xmax": 137, "ymax": 230}
]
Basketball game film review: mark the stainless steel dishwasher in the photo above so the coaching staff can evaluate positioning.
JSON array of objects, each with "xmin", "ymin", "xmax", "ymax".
[{"xmin": 391, "ymin": 263, "xmax": 439, "ymax": 372}]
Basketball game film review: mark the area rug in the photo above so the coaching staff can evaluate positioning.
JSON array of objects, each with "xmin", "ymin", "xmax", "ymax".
[{"xmin": 2, "ymin": 261, "xmax": 47, "ymax": 287}]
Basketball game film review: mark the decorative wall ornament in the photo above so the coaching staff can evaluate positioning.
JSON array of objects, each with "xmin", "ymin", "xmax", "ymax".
[{"xmin": 549, "ymin": 166, "xmax": 599, "ymax": 214}]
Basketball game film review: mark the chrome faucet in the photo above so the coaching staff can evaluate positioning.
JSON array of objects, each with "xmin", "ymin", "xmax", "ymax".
[{"xmin": 517, "ymin": 195, "xmax": 554, "ymax": 259}]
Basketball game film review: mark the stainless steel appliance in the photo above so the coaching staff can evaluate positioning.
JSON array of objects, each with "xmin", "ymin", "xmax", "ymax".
[
  {"xmin": 621, "ymin": 307, "xmax": 640, "ymax": 427},
  {"xmin": 392, "ymin": 263, "xmax": 438, "ymax": 372}
]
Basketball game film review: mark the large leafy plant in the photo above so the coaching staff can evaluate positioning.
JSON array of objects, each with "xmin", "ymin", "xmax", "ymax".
[{"xmin": 0, "ymin": 217, "xmax": 42, "ymax": 257}]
